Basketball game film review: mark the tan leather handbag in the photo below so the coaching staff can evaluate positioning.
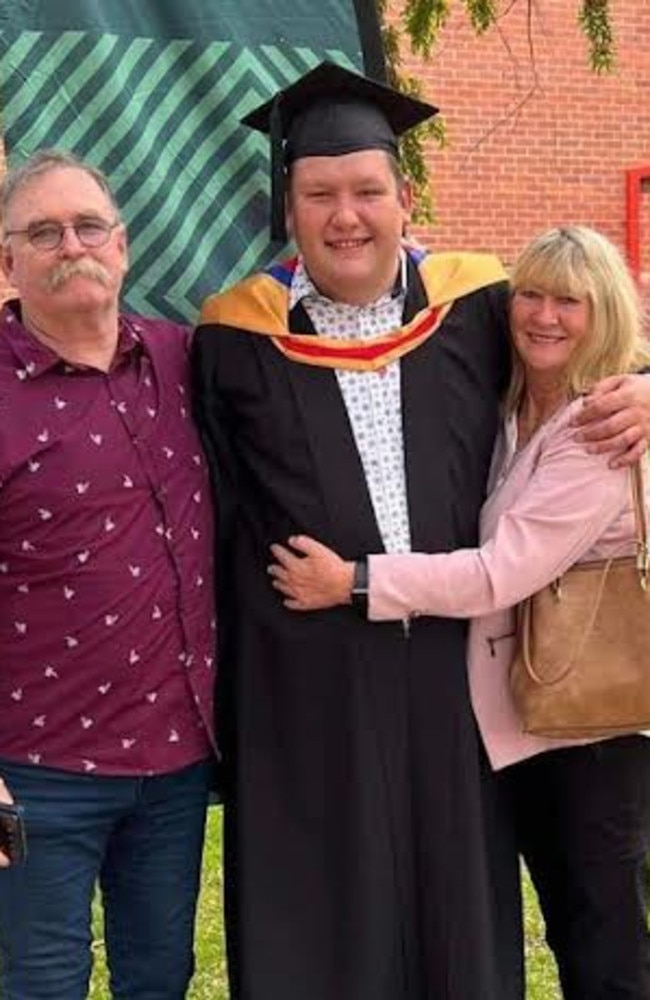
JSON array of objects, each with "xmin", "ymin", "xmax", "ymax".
[{"xmin": 510, "ymin": 463, "xmax": 650, "ymax": 738}]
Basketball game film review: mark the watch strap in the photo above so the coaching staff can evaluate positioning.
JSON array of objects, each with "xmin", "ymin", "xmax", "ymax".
[{"xmin": 351, "ymin": 557, "xmax": 369, "ymax": 615}]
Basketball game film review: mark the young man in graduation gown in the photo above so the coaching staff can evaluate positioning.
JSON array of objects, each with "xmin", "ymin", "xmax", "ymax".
[{"xmin": 192, "ymin": 62, "xmax": 650, "ymax": 1000}]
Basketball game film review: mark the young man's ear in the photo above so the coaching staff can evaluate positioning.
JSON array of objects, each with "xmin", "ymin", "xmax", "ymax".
[
  {"xmin": 400, "ymin": 179, "xmax": 413, "ymax": 220},
  {"xmin": 398, "ymin": 180, "xmax": 413, "ymax": 241}
]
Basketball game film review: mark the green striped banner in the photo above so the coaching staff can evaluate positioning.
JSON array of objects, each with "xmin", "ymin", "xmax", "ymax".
[{"xmin": 0, "ymin": 1, "xmax": 384, "ymax": 322}]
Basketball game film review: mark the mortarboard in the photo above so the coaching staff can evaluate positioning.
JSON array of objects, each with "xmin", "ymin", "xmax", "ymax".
[{"xmin": 242, "ymin": 61, "xmax": 438, "ymax": 242}]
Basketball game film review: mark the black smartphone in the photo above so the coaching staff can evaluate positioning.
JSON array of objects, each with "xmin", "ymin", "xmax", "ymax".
[{"xmin": 0, "ymin": 802, "xmax": 27, "ymax": 865}]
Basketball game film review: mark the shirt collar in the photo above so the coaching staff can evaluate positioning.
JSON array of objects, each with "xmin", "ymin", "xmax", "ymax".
[
  {"xmin": 1, "ymin": 300, "xmax": 142, "ymax": 379},
  {"xmin": 289, "ymin": 249, "xmax": 408, "ymax": 311}
]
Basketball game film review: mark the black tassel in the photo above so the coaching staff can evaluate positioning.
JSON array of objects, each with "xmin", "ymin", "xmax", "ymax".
[{"xmin": 269, "ymin": 97, "xmax": 287, "ymax": 244}]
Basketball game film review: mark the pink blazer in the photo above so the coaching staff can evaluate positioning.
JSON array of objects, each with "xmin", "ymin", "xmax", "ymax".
[{"xmin": 368, "ymin": 398, "xmax": 642, "ymax": 770}]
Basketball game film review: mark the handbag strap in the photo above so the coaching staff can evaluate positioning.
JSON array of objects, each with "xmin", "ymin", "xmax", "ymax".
[
  {"xmin": 631, "ymin": 461, "xmax": 649, "ymax": 578},
  {"xmin": 518, "ymin": 460, "xmax": 648, "ymax": 687},
  {"xmin": 519, "ymin": 556, "xmax": 614, "ymax": 686}
]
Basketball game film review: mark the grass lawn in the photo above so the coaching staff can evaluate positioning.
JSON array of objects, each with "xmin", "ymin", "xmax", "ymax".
[
  {"xmin": 524, "ymin": 869, "xmax": 561, "ymax": 999},
  {"xmin": 89, "ymin": 807, "xmax": 559, "ymax": 1000}
]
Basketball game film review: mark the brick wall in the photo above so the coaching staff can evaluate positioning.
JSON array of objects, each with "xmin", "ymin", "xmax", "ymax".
[
  {"xmin": 0, "ymin": 5, "xmax": 648, "ymax": 310},
  {"xmin": 392, "ymin": 0, "xmax": 650, "ymax": 312}
]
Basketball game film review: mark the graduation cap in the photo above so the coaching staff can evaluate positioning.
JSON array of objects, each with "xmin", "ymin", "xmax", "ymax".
[{"xmin": 242, "ymin": 60, "xmax": 438, "ymax": 242}]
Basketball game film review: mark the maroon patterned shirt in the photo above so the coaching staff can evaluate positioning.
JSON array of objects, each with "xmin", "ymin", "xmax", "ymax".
[{"xmin": 0, "ymin": 301, "xmax": 216, "ymax": 775}]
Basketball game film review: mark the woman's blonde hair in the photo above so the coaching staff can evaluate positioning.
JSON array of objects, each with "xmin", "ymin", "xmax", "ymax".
[{"xmin": 506, "ymin": 225, "xmax": 650, "ymax": 413}]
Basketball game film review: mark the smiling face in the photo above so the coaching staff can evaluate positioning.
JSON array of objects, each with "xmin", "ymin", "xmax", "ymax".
[
  {"xmin": 510, "ymin": 287, "xmax": 591, "ymax": 382},
  {"xmin": 0, "ymin": 166, "xmax": 128, "ymax": 327},
  {"xmin": 286, "ymin": 149, "xmax": 412, "ymax": 306}
]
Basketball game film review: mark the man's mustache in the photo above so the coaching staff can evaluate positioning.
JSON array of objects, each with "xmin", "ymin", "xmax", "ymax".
[{"xmin": 46, "ymin": 258, "xmax": 112, "ymax": 291}]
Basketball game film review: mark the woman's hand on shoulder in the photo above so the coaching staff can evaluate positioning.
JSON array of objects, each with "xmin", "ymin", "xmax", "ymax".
[{"xmin": 268, "ymin": 536, "xmax": 354, "ymax": 611}]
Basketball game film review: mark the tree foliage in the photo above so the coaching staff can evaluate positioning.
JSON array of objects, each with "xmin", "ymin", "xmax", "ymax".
[{"xmin": 383, "ymin": 0, "xmax": 616, "ymax": 219}]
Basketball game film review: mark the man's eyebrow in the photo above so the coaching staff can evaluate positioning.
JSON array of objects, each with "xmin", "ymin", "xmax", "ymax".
[
  {"xmin": 11, "ymin": 216, "xmax": 60, "ymax": 230},
  {"xmin": 17, "ymin": 212, "xmax": 111, "ymax": 228}
]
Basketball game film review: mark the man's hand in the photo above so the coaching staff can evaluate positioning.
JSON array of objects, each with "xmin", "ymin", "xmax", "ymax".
[
  {"xmin": 573, "ymin": 374, "xmax": 650, "ymax": 468},
  {"xmin": 0, "ymin": 776, "xmax": 15, "ymax": 868},
  {"xmin": 269, "ymin": 536, "xmax": 355, "ymax": 611}
]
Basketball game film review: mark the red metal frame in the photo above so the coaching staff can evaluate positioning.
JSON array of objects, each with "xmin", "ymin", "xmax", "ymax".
[{"xmin": 626, "ymin": 166, "xmax": 650, "ymax": 280}]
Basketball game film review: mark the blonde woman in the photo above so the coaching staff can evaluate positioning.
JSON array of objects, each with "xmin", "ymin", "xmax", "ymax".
[{"xmin": 270, "ymin": 226, "xmax": 650, "ymax": 999}]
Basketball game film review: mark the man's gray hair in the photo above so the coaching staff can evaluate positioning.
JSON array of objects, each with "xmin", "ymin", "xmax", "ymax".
[{"xmin": 0, "ymin": 149, "xmax": 120, "ymax": 225}]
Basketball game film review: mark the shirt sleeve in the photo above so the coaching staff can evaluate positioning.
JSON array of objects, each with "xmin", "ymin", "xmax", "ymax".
[{"xmin": 368, "ymin": 410, "xmax": 631, "ymax": 621}]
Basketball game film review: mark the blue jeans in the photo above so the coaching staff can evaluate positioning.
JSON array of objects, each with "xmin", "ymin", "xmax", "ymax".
[{"xmin": 0, "ymin": 758, "xmax": 212, "ymax": 1000}]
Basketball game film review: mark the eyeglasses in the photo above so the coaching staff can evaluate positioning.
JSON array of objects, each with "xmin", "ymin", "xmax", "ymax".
[{"xmin": 3, "ymin": 219, "xmax": 120, "ymax": 252}]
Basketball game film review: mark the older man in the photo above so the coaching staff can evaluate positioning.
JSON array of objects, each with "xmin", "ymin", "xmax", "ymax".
[
  {"xmin": 0, "ymin": 149, "xmax": 217, "ymax": 1000},
  {"xmin": 193, "ymin": 62, "xmax": 650, "ymax": 1000}
]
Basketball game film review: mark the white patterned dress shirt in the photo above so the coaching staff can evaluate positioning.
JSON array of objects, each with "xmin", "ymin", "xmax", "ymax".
[{"xmin": 290, "ymin": 257, "xmax": 411, "ymax": 553}]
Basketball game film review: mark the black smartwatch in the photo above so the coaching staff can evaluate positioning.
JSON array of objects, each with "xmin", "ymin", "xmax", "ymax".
[{"xmin": 350, "ymin": 557, "xmax": 369, "ymax": 616}]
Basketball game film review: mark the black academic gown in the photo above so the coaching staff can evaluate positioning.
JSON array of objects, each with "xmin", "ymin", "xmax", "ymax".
[{"xmin": 192, "ymin": 258, "xmax": 523, "ymax": 1000}]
